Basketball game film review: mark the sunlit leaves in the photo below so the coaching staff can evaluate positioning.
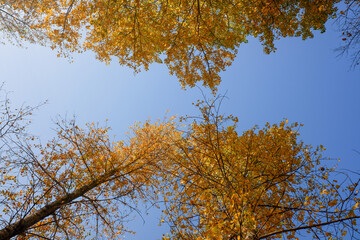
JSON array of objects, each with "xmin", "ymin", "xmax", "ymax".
[
  {"xmin": 2, "ymin": 0, "xmax": 340, "ymax": 91},
  {"xmin": 0, "ymin": 103, "xmax": 179, "ymax": 239},
  {"xmin": 0, "ymin": 95, "xmax": 359, "ymax": 239},
  {"xmin": 160, "ymin": 100, "xmax": 360, "ymax": 240}
]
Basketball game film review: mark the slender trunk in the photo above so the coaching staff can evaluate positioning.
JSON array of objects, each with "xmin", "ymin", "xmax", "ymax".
[{"xmin": 0, "ymin": 168, "xmax": 119, "ymax": 240}]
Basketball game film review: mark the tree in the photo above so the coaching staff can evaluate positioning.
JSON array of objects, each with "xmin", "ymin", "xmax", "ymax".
[
  {"xmin": 0, "ymin": 0, "xmax": 46, "ymax": 45},
  {"xmin": 1, "ymin": 0, "xmax": 339, "ymax": 91},
  {"xmin": 337, "ymin": 0, "xmax": 360, "ymax": 68},
  {"xmin": 0, "ymin": 94, "xmax": 179, "ymax": 239},
  {"xmin": 160, "ymin": 98, "xmax": 360, "ymax": 240},
  {"xmin": 1, "ymin": 93, "xmax": 360, "ymax": 240}
]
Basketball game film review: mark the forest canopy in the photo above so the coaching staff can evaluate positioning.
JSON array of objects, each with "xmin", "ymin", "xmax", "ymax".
[
  {"xmin": 0, "ymin": 96, "xmax": 359, "ymax": 239},
  {"xmin": 0, "ymin": 0, "xmax": 344, "ymax": 90},
  {"xmin": 0, "ymin": 0, "xmax": 358, "ymax": 239}
]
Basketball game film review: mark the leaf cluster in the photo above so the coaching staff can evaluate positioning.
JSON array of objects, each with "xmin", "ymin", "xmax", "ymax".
[{"xmin": 1, "ymin": 0, "xmax": 340, "ymax": 91}]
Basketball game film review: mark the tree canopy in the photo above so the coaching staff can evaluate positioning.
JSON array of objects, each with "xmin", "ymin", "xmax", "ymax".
[
  {"xmin": 0, "ymin": 1, "xmax": 358, "ymax": 238},
  {"xmin": 0, "ymin": 95, "xmax": 179, "ymax": 239},
  {"xmin": 1, "ymin": 96, "xmax": 359, "ymax": 239},
  {"xmin": 160, "ymin": 99, "xmax": 360, "ymax": 240},
  {"xmin": 0, "ymin": 0, "xmax": 341, "ymax": 91}
]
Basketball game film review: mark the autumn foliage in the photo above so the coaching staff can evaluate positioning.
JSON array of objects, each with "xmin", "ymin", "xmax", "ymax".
[
  {"xmin": 160, "ymin": 99, "xmax": 360, "ymax": 240},
  {"xmin": 0, "ymin": 0, "xmax": 340, "ymax": 90},
  {"xmin": 0, "ymin": 0, "xmax": 358, "ymax": 239},
  {"xmin": 0, "ymin": 95, "xmax": 359, "ymax": 239},
  {"xmin": 0, "ymin": 97, "xmax": 178, "ymax": 239}
]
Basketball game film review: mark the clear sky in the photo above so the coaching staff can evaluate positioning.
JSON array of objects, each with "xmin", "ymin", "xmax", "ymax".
[{"xmin": 0, "ymin": 17, "xmax": 359, "ymax": 239}]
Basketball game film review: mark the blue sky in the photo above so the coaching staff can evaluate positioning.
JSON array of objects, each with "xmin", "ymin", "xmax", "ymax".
[{"xmin": 0, "ymin": 17, "xmax": 359, "ymax": 239}]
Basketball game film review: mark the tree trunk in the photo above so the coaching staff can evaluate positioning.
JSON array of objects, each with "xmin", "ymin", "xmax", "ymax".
[{"xmin": 0, "ymin": 168, "xmax": 118, "ymax": 240}]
